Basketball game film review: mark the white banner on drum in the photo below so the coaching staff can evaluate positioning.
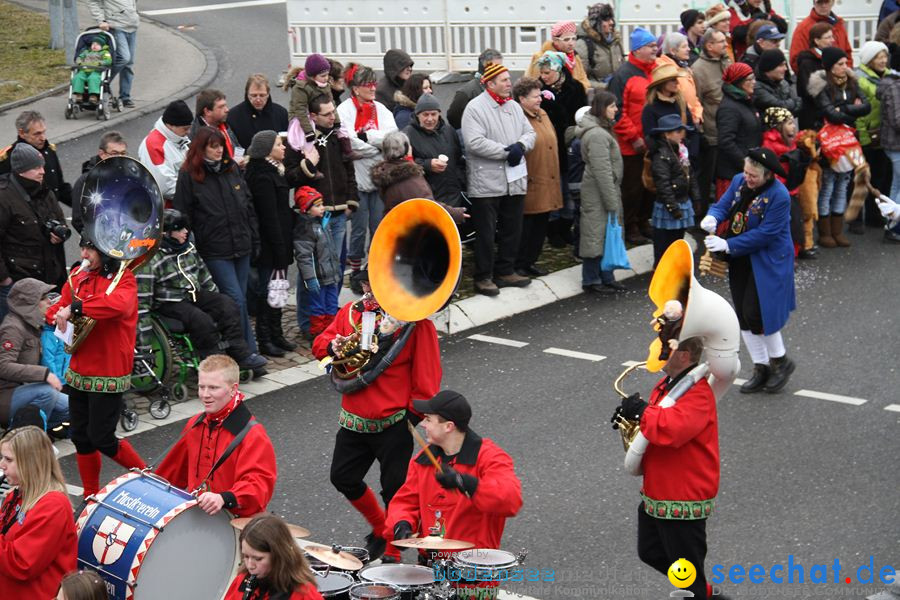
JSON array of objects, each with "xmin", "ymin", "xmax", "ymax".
[{"xmin": 92, "ymin": 515, "xmax": 137, "ymax": 565}]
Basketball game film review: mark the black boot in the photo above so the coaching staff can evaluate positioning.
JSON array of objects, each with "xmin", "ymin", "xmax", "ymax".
[
  {"xmin": 256, "ymin": 300, "xmax": 285, "ymax": 358},
  {"xmin": 559, "ymin": 217, "xmax": 575, "ymax": 244},
  {"xmin": 547, "ymin": 219, "xmax": 566, "ymax": 248},
  {"xmin": 269, "ymin": 306, "xmax": 295, "ymax": 352},
  {"xmin": 764, "ymin": 355, "xmax": 795, "ymax": 393},
  {"xmin": 740, "ymin": 364, "xmax": 770, "ymax": 394}
]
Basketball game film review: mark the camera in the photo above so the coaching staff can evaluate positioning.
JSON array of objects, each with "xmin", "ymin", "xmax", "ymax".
[{"xmin": 44, "ymin": 219, "xmax": 71, "ymax": 241}]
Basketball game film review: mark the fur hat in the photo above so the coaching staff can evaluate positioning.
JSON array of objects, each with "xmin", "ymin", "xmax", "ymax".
[
  {"xmin": 162, "ymin": 100, "xmax": 193, "ymax": 127},
  {"xmin": 551, "ymin": 21, "xmax": 576, "ymax": 38},
  {"xmin": 247, "ymin": 130, "xmax": 278, "ymax": 159},
  {"xmin": 822, "ymin": 47, "xmax": 848, "ymax": 71},
  {"xmin": 757, "ymin": 49, "xmax": 787, "ymax": 74},
  {"xmin": 705, "ymin": 4, "xmax": 730, "ymax": 27},
  {"xmin": 10, "ymin": 144, "xmax": 44, "ymax": 173},
  {"xmin": 859, "ymin": 41, "xmax": 889, "ymax": 67},
  {"xmin": 305, "ymin": 53, "xmax": 331, "ymax": 77},
  {"xmin": 630, "ymin": 27, "xmax": 656, "ymax": 52}
]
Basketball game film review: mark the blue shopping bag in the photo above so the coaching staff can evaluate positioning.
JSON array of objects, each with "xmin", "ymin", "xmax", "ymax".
[{"xmin": 600, "ymin": 213, "xmax": 631, "ymax": 271}]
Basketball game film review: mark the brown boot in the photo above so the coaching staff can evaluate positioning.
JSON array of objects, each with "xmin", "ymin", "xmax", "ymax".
[
  {"xmin": 831, "ymin": 214, "xmax": 850, "ymax": 247},
  {"xmin": 817, "ymin": 217, "xmax": 836, "ymax": 248}
]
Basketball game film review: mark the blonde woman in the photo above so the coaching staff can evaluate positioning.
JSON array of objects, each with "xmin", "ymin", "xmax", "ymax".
[{"xmin": 0, "ymin": 426, "xmax": 77, "ymax": 597}]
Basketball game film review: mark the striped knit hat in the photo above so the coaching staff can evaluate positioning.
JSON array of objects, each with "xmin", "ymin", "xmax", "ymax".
[{"xmin": 480, "ymin": 63, "xmax": 509, "ymax": 84}]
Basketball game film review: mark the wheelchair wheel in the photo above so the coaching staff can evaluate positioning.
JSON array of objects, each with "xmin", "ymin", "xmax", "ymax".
[
  {"xmin": 131, "ymin": 318, "xmax": 174, "ymax": 393},
  {"xmin": 149, "ymin": 399, "xmax": 171, "ymax": 420},
  {"xmin": 239, "ymin": 369, "xmax": 253, "ymax": 384},
  {"xmin": 120, "ymin": 409, "xmax": 139, "ymax": 432},
  {"xmin": 171, "ymin": 383, "xmax": 189, "ymax": 402}
]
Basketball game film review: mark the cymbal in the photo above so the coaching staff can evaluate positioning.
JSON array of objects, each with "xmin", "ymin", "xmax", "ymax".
[
  {"xmin": 304, "ymin": 544, "xmax": 364, "ymax": 571},
  {"xmin": 230, "ymin": 517, "xmax": 310, "ymax": 539},
  {"xmin": 390, "ymin": 535, "xmax": 474, "ymax": 550}
]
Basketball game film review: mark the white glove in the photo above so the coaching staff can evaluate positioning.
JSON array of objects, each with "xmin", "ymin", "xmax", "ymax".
[
  {"xmin": 700, "ymin": 215, "xmax": 717, "ymax": 233},
  {"xmin": 704, "ymin": 235, "xmax": 729, "ymax": 254},
  {"xmin": 877, "ymin": 195, "xmax": 900, "ymax": 223}
]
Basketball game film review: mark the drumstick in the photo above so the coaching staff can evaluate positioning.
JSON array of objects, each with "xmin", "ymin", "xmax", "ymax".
[{"xmin": 407, "ymin": 421, "xmax": 443, "ymax": 474}]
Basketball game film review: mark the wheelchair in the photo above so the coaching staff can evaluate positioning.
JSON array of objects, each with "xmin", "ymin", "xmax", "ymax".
[{"xmin": 124, "ymin": 313, "xmax": 253, "ymax": 431}]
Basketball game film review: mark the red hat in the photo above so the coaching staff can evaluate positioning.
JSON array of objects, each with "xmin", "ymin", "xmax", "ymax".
[
  {"xmin": 294, "ymin": 186, "xmax": 323, "ymax": 212},
  {"xmin": 723, "ymin": 62, "xmax": 754, "ymax": 85},
  {"xmin": 551, "ymin": 21, "xmax": 576, "ymax": 37}
]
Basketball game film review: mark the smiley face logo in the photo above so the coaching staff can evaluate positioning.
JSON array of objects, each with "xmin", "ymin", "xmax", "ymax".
[{"xmin": 668, "ymin": 558, "xmax": 697, "ymax": 588}]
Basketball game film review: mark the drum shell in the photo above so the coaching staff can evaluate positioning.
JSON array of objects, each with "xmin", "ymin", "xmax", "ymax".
[
  {"xmin": 314, "ymin": 570, "xmax": 356, "ymax": 600},
  {"xmin": 449, "ymin": 549, "xmax": 519, "ymax": 600},
  {"xmin": 357, "ymin": 564, "xmax": 435, "ymax": 600},
  {"xmin": 349, "ymin": 582, "xmax": 401, "ymax": 600},
  {"xmin": 75, "ymin": 472, "xmax": 238, "ymax": 600}
]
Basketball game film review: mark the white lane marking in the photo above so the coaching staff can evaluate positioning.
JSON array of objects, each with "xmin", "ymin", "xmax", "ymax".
[
  {"xmin": 794, "ymin": 389, "xmax": 867, "ymax": 406},
  {"xmin": 467, "ymin": 334, "xmax": 529, "ymax": 348},
  {"xmin": 141, "ymin": 0, "xmax": 285, "ymax": 16},
  {"xmin": 543, "ymin": 347, "xmax": 606, "ymax": 362},
  {"xmin": 733, "ymin": 378, "xmax": 747, "ymax": 386},
  {"xmin": 621, "ymin": 360, "xmax": 644, "ymax": 368},
  {"xmin": 884, "ymin": 404, "xmax": 900, "ymax": 413},
  {"xmin": 67, "ymin": 484, "xmax": 84, "ymax": 497}
]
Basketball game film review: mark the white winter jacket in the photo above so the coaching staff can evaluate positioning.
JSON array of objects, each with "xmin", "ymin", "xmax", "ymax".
[
  {"xmin": 336, "ymin": 98, "xmax": 398, "ymax": 192},
  {"xmin": 138, "ymin": 117, "xmax": 190, "ymax": 200}
]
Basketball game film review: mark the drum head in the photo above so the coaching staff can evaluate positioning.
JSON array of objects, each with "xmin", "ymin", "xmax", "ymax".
[
  {"xmin": 358, "ymin": 564, "xmax": 435, "ymax": 590},
  {"xmin": 452, "ymin": 549, "xmax": 518, "ymax": 569},
  {"xmin": 315, "ymin": 571, "xmax": 355, "ymax": 597},
  {"xmin": 349, "ymin": 582, "xmax": 401, "ymax": 600}
]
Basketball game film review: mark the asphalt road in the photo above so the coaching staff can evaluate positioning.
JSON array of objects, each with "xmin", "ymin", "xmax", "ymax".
[{"xmin": 45, "ymin": 1, "xmax": 900, "ymax": 598}]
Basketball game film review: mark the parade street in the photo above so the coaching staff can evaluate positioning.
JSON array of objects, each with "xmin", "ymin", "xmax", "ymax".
[{"xmin": 59, "ymin": 228, "xmax": 899, "ymax": 600}]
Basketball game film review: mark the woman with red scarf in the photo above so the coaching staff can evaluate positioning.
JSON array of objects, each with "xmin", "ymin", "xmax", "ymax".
[
  {"xmin": 526, "ymin": 20, "xmax": 591, "ymax": 92},
  {"xmin": 336, "ymin": 64, "xmax": 398, "ymax": 292}
]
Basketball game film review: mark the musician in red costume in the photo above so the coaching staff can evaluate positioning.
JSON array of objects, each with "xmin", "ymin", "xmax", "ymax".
[
  {"xmin": 49, "ymin": 238, "xmax": 146, "ymax": 498},
  {"xmin": 612, "ymin": 337, "xmax": 722, "ymax": 600},
  {"xmin": 0, "ymin": 426, "xmax": 77, "ymax": 598},
  {"xmin": 156, "ymin": 354, "xmax": 276, "ymax": 517},
  {"xmin": 312, "ymin": 268, "xmax": 441, "ymax": 562},
  {"xmin": 387, "ymin": 390, "xmax": 523, "ymax": 551},
  {"xmin": 224, "ymin": 514, "xmax": 323, "ymax": 600}
]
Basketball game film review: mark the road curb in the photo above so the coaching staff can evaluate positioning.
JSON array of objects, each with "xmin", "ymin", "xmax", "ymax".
[{"xmin": 0, "ymin": 83, "xmax": 69, "ymax": 115}]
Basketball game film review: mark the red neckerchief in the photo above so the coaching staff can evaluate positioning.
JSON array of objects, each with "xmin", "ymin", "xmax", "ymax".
[
  {"xmin": 352, "ymin": 96, "xmax": 378, "ymax": 132},
  {"xmin": 207, "ymin": 391, "xmax": 245, "ymax": 426},
  {"xmin": 486, "ymin": 88, "xmax": 511, "ymax": 105},
  {"xmin": 564, "ymin": 51, "xmax": 576, "ymax": 73}
]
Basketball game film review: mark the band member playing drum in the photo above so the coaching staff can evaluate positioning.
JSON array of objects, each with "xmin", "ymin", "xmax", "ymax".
[
  {"xmin": 312, "ymin": 269, "xmax": 442, "ymax": 562},
  {"xmin": 0, "ymin": 426, "xmax": 77, "ymax": 597},
  {"xmin": 387, "ymin": 390, "xmax": 523, "ymax": 553},
  {"xmin": 612, "ymin": 337, "xmax": 721, "ymax": 600},
  {"xmin": 156, "ymin": 355, "xmax": 277, "ymax": 517},
  {"xmin": 224, "ymin": 514, "xmax": 324, "ymax": 600},
  {"xmin": 50, "ymin": 238, "xmax": 146, "ymax": 499}
]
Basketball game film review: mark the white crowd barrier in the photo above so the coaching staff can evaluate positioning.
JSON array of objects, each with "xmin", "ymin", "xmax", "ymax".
[{"xmin": 286, "ymin": 0, "xmax": 881, "ymax": 71}]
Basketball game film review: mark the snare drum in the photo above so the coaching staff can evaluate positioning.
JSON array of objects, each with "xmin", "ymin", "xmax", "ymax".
[
  {"xmin": 349, "ymin": 582, "xmax": 402, "ymax": 600},
  {"xmin": 451, "ymin": 548, "xmax": 519, "ymax": 600},
  {"xmin": 314, "ymin": 570, "xmax": 356, "ymax": 599},
  {"xmin": 305, "ymin": 545, "xmax": 370, "ymax": 572},
  {"xmin": 357, "ymin": 564, "xmax": 435, "ymax": 600},
  {"xmin": 76, "ymin": 471, "xmax": 239, "ymax": 600}
]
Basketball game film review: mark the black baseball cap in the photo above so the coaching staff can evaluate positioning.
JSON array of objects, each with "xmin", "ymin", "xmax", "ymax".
[{"xmin": 413, "ymin": 390, "xmax": 472, "ymax": 430}]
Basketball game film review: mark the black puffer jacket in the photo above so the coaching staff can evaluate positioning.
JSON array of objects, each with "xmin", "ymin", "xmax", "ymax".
[
  {"xmin": 716, "ymin": 85, "xmax": 762, "ymax": 180},
  {"xmin": 244, "ymin": 158, "xmax": 294, "ymax": 269},
  {"xmin": 754, "ymin": 73, "xmax": 802, "ymax": 114},
  {"xmin": 807, "ymin": 70, "xmax": 872, "ymax": 129},
  {"xmin": 172, "ymin": 159, "xmax": 258, "ymax": 261},
  {"xmin": 650, "ymin": 139, "xmax": 700, "ymax": 213},
  {"xmin": 0, "ymin": 174, "xmax": 66, "ymax": 287},
  {"xmin": 403, "ymin": 117, "xmax": 466, "ymax": 206}
]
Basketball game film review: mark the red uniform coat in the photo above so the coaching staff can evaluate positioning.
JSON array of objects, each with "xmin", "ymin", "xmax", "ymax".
[
  {"xmin": 386, "ymin": 430, "xmax": 522, "ymax": 549},
  {"xmin": 609, "ymin": 54, "xmax": 655, "ymax": 157},
  {"xmin": 224, "ymin": 575, "xmax": 324, "ymax": 600},
  {"xmin": 789, "ymin": 9, "xmax": 853, "ymax": 73},
  {"xmin": 312, "ymin": 301, "xmax": 442, "ymax": 421},
  {"xmin": 155, "ymin": 397, "xmax": 277, "ymax": 517},
  {"xmin": 49, "ymin": 264, "xmax": 138, "ymax": 392},
  {"xmin": 640, "ymin": 373, "xmax": 719, "ymax": 515},
  {"xmin": 0, "ymin": 490, "xmax": 77, "ymax": 598}
]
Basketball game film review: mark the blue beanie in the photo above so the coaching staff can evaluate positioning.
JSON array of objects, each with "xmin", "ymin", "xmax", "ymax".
[{"xmin": 630, "ymin": 27, "xmax": 656, "ymax": 52}]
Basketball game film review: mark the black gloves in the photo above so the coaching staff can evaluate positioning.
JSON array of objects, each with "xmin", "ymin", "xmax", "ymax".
[
  {"xmin": 620, "ymin": 392, "xmax": 648, "ymax": 421},
  {"xmin": 393, "ymin": 520, "xmax": 413, "ymax": 541},
  {"xmin": 435, "ymin": 466, "xmax": 479, "ymax": 497},
  {"xmin": 665, "ymin": 202, "xmax": 683, "ymax": 219},
  {"xmin": 610, "ymin": 405, "xmax": 625, "ymax": 430},
  {"xmin": 504, "ymin": 142, "xmax": 525, "ymax": 167},
  {"xmin": 357, "ymin": 131, "xmax": 368, "ymax": 143}
]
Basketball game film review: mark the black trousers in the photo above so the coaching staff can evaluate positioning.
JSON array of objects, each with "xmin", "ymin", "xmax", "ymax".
[
  {"xmin": 728, "ymin": 255, "xmax": 764, "ymax": 334},
  {"xmin": 696, "ymin": 140, "xmax": 717, "ymax": 219},
  {"xmin": 637, "ymin": 503, "xmax": 709, "ymax": 600},
  {"xmin": 621, "ymin": 154, "xmax": 653, "ymax": 235},
  {"xmin": 652, "ymin": 228, "xmax": 685, "ymax": 267},
  {"xmin": 470, "ymin": 195, "xmax": 525, "ymax": 281},
  {"xmin": 155, "ymin": 289, "xmax": 251, "ymax": 360},
  {"xmin": 330, "ymin": 419, "xmax": 413, "ymax": 505},
  {"xmin": 67, "ymin": 387, "xmax": 123, "ymax": 456},
  {"xmin": 516, "ymin": 212, "xmax": 550, "ymax": 270},
  {"xmin": 862, "ymin": 146, "xmax": 893, "ymax": 225}
]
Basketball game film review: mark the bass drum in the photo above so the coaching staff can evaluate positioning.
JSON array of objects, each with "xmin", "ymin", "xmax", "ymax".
[{"xmin": 76, "ymin": 471, "xmax": 239, "ymax": 600}]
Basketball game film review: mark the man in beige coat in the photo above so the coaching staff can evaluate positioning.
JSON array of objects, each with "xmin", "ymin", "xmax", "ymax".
[{"xmin": 691, "ymin": 28, "xmax": 733, "ymax": 212}]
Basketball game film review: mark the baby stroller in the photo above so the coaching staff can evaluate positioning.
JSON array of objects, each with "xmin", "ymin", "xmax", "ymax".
[{"xmin": 64, "ymin": 28, "xmax": 121, "ymax": 121}]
